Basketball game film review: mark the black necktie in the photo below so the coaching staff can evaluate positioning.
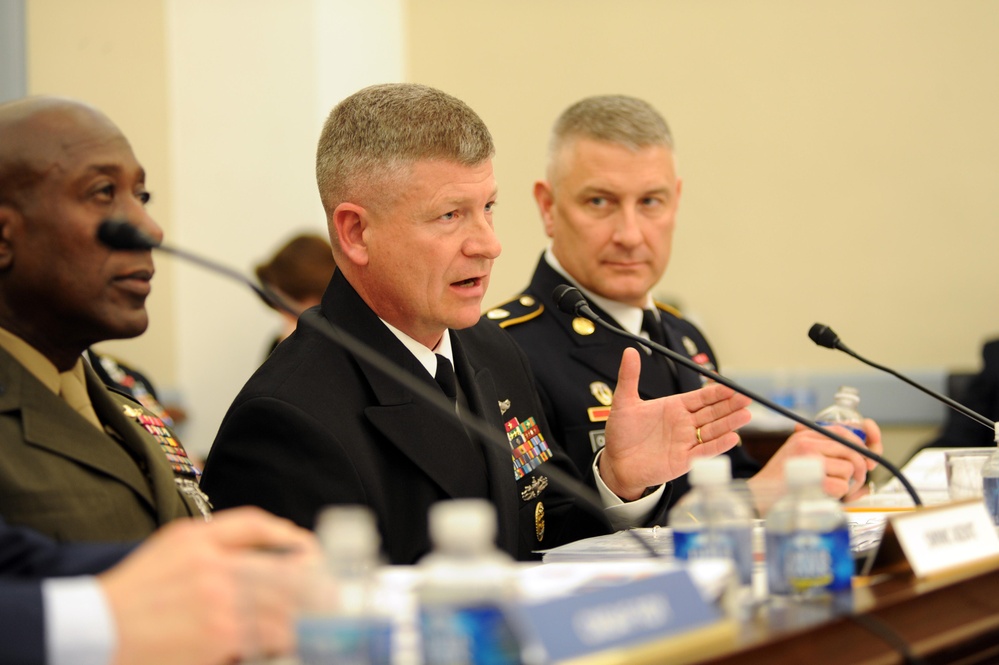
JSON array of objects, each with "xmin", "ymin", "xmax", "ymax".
[
  {"xmin": 434, "ymin": 354, "xmax": 457, "ymax": 405},
  {"xmin": 640, "ymin": 309, "xmax": 679, "ymax": 386},
  {"xmin": 641, "ymin": 309, "xmax": 666, "ymax": 347}
]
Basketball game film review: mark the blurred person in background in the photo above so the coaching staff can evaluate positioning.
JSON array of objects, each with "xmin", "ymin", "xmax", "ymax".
[{"xmin": 255, "ymin": 233, "xmax": 337, "ymax": 357}]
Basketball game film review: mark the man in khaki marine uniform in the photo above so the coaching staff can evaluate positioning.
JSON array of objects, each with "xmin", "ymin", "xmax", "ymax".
[
  {"xmin": 487, "ymin": 95, "xmax": 883, "ymax": 509},
  {"xmin": 0, "ymin": 96, "xmax": 208, "ymax": 541}
]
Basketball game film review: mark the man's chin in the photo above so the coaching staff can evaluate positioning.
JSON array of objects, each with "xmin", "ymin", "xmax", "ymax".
[
  {"xmin": 105, "ymin": 315, "xmax": 150, "ymax": 341},
  {"xmin": 592, "ymin": 284, "xmax": 653, "ymax": 309},
  {"xmin": 448, "ymin": 309, "xmax": 485, "ymax": 331}
]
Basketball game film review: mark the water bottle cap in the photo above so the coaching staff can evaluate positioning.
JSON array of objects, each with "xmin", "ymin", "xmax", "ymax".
[
  {"xmin": 315, "ymin": 504, "xmax": 380, "ymax": 557},
  {"xmin": 784, "ymin": 456, "xmax": 824, "ymax": 487},
  {"xmin": 689, "ymin": 455, "xmax": 732, "ymax": 486},
  {"xmin": 834, "ymin": 386, "xmax": 861, "ymax": 406},
  {"xmin": 429, "ymin": 499, "xmax": 497, "ymax": 552}
]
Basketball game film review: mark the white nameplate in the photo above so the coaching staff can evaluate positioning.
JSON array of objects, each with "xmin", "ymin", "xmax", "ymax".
[{"xmin": 890, "ymin": 499, "xmax": 999, "ymax": 578}]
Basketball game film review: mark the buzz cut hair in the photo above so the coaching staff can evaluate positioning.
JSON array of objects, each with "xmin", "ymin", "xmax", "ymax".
[
  {"xmin": 315, "ymin": 83, "xmax": 495, "ymax": 215},
  {"xmin": 547, "ymin": 95, "xmax": 674, "ymax": 177}
]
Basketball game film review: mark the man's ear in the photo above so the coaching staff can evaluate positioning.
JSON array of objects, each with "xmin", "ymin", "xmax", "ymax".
[
  {"xmin": 331, "ymin": 202, "xmax": 371, "ymax": 267},
  {"xmin": 0, "ymin": 206, "xmax": 19, "ymax": 271},
  {"xmin": 533, "ymin": 180, "xmax": 556, "ymax": 239}
]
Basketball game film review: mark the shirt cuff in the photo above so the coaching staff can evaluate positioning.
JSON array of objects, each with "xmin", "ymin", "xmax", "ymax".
[
  {"xmin": 592, "ymin": 449, "xmax": 665, "ymax": 531},
  {"xmin": 43, "ymin": 576, "xmax": 116, "ymax": 665}
]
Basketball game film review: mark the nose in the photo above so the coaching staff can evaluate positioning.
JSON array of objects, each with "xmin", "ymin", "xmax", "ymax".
[
  {"xmin": 123, "ymin": 199, "xmax": 164, "ymax": 245},
  {"xmin": 465, "ymin": 214, "xmax": 502, "ymax": 260},
  {"xmin": 610, "ymin": 206, "xmax": 643, "ymax": 248}
]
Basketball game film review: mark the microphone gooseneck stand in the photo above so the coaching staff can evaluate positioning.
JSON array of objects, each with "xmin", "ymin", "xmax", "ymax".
[{"xmin": 552, "ymin": 285, "xmax": 924, "ymax": 507}]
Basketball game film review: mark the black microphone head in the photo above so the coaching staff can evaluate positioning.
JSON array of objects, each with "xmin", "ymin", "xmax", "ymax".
[
  {"xmin": 97, "ymin": 219, "xmax": 159, "ymax": 251},
  {"xmin": 552, "ymin": 284, "xmax": 586, "ymax": 316},
  {"xmin": 808, "ymin": 323, "xmax": 841, "ymax": 350}
]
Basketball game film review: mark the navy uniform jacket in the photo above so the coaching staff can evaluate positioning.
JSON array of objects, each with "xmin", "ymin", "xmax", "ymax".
[
  {"xmin": 202, "ymin": 270, "xmax": 669, "ymax": 565},
  {"xmin": 1, "ymin": 516, "xmax": 131, "ymax": 665},
  {"xmin": 485, "ymin": 256, "xmax": 760, "ymax": 505},
  {"xmin": 0, "ymin": 346, "xmax": 207, "ymax": 542}
]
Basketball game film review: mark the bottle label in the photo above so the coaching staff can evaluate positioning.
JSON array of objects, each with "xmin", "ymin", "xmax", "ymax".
[
  {"xmin": 420, "ymin": 603, "xmax": 521, "ymax": 665},
  {"xmin": 984, "ymin": 476, "xmax": 999, "ymax": 526},
  {"xmin": 815, "ymin": 420, "xmax": 867, "ymax": 443},
  {"xmin": 297, "ymin": 616, "xmax": 393, "ymax": 665},
  {"xmin": 672, "ymin": 526, "xmax": 754, "ymax": 586},
  {"xmin": 766, "ymin": 527, "xmax": 852, "ymax": 595}
]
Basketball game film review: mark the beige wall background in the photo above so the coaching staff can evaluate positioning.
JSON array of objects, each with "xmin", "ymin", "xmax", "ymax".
[
  {"xmin": 22, "ymin": 0, "xmax": 999, "ymax": 458},
  {"xmin": 410, "ymin": 0, "xmax": 999, "ymax": 376}
]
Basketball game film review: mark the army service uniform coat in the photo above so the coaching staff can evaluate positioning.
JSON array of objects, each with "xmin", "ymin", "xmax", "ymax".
[
  {"xmin": 201, "ymin": 270, "xmax": 667, "ymax": 565},
  {"xmin": 0, "ymin": 346, "xmax": 204, "ymax": 542},
  {"xmin": 486, "ymin": 256, "xmax": 760, "ymax": 505}
]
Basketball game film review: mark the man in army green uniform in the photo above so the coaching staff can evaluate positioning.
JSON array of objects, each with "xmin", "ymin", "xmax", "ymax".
[
  {"xmin": 0, "ymin": 96, "xmax": 208, "ymax": 541},
  {"xmin": 487, "ymin": 95, "xmax": 882, "ymax": 507}
]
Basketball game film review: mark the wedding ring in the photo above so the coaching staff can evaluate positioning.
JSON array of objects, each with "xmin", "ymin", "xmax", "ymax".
[{"xmin": 695, "ymin": 427, "xmax": 704, "ymax": 445}]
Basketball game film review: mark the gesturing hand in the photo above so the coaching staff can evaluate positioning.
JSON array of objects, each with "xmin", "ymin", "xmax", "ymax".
[{"xmin": 599, "ymin": 347, "xmax": 752, "ymax": 500}]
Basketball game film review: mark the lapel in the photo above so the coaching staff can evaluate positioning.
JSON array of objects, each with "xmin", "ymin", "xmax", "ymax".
[
  {"xmin": 0, "ymin": 347, "xmax": 157, "ymax": 512},
  {"xmin": 325, "ymin": 272, "xmax": 489, "ymax": 500},
  {"xmin": 87, "ymin": 364, "xmax": 188, "ymax": 522},
  {"xmin": 532, "ymin": 258, "xmax": 683, "ymax": 399},
  {"xmin": 451, "ymin": 331, "xmax": 519, "ymax": 552}
]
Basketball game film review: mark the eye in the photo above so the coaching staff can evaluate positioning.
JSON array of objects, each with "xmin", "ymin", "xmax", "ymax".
[
  {"xmin": 587, "ymin": 196, "xmax": 607, "ymax": 208},
  {"xmin": 137, "ymin": 190, "xmax": 152, "ymax": 205},
  {"xmin": 94, "ymin": 184, "xmax": 115, "ymax": 201},
  {"xmin": 484, "ymin": 201, "xmax": 496, "ymax": 213},
  {"xmin": 440, "ymin": 211, "xmax": 458, "ymax": 221},
  {"xmin": 640, "ymin": 196, "xmax": 664, "ymax": 208}
]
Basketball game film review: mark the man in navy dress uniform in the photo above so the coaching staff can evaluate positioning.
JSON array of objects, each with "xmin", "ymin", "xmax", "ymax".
[{"xmin": 202, "ymin": 84, "xmax": 754, "ymax": 563}]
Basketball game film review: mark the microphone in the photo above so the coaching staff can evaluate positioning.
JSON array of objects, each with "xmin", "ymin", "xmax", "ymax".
[
  {"xmin": 554, "ymin": 285, "xmax": 924, "ymax": 506},
  {"xmin": 808, "ymin": 323, "xmax": 995, "ymax": 432},
  {"xmin": 96, "ymin": 221, "xmax": 654, "ymax": 554},
  {"xmin": 97, "ymin": 218, "xmax": 159, "ymax": 251}
]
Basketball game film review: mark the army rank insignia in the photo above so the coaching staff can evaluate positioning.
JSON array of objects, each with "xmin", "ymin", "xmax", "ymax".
[{"xmin": 505, "ymin": 416, "xmax": 552, "ymax": 480}]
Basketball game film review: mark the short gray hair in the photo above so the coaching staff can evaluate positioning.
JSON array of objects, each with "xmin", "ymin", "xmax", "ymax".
[
  {"xmin": 548, "ymin": 95, "xmax": 674, "ymax": 174},
  {"xmin": 316, "ymin": 83, "xmax": 494, "ymax": 214}
]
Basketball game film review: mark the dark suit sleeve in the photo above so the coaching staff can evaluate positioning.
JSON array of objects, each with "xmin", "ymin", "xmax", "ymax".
[
  {"xmin": 1, "ymin": 581, "xmax": 44, "ymax": 665},
  {"xmin": 0, "ymin": 519, "xmax": 132, "ymax": 578},
  {"xmin": 0, "ymin": 518, "xmax": 132, "ymax": 665}
]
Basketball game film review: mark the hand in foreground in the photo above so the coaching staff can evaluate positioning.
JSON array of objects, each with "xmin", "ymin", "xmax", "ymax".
[
  {"xmin": 101, "ymin": 506, "xmax": 320, "ymax": 665},
  {"xmin": 748, "ymin": 418, "xmax": 883, "ymax": 510},
  {"xmin": 599, "ymin": 347, "xmax": 753, "ymax": 500}
]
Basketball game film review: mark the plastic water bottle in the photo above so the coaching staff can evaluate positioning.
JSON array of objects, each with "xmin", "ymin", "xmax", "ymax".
[
  {"xmin": 814, "ymin": 385, "xmax": 866, "ymax": 443},
  {"xmin": 982, "ymin": 425, "xmax": 999, "ymax": 525},
  {"xmin": 765, "ymin": 456, "xmax": 853, "ymax": 597},
  {"xmin": 418, "ymin": 499, "xmax": 521, "ymax": 665},
  {"xmin": 668, "ymin": 456, "xmax": 755, "ymax": 588},
  {"xmin": 297, "ymin": 505, "xmax": 392, "ymax": 665}
]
